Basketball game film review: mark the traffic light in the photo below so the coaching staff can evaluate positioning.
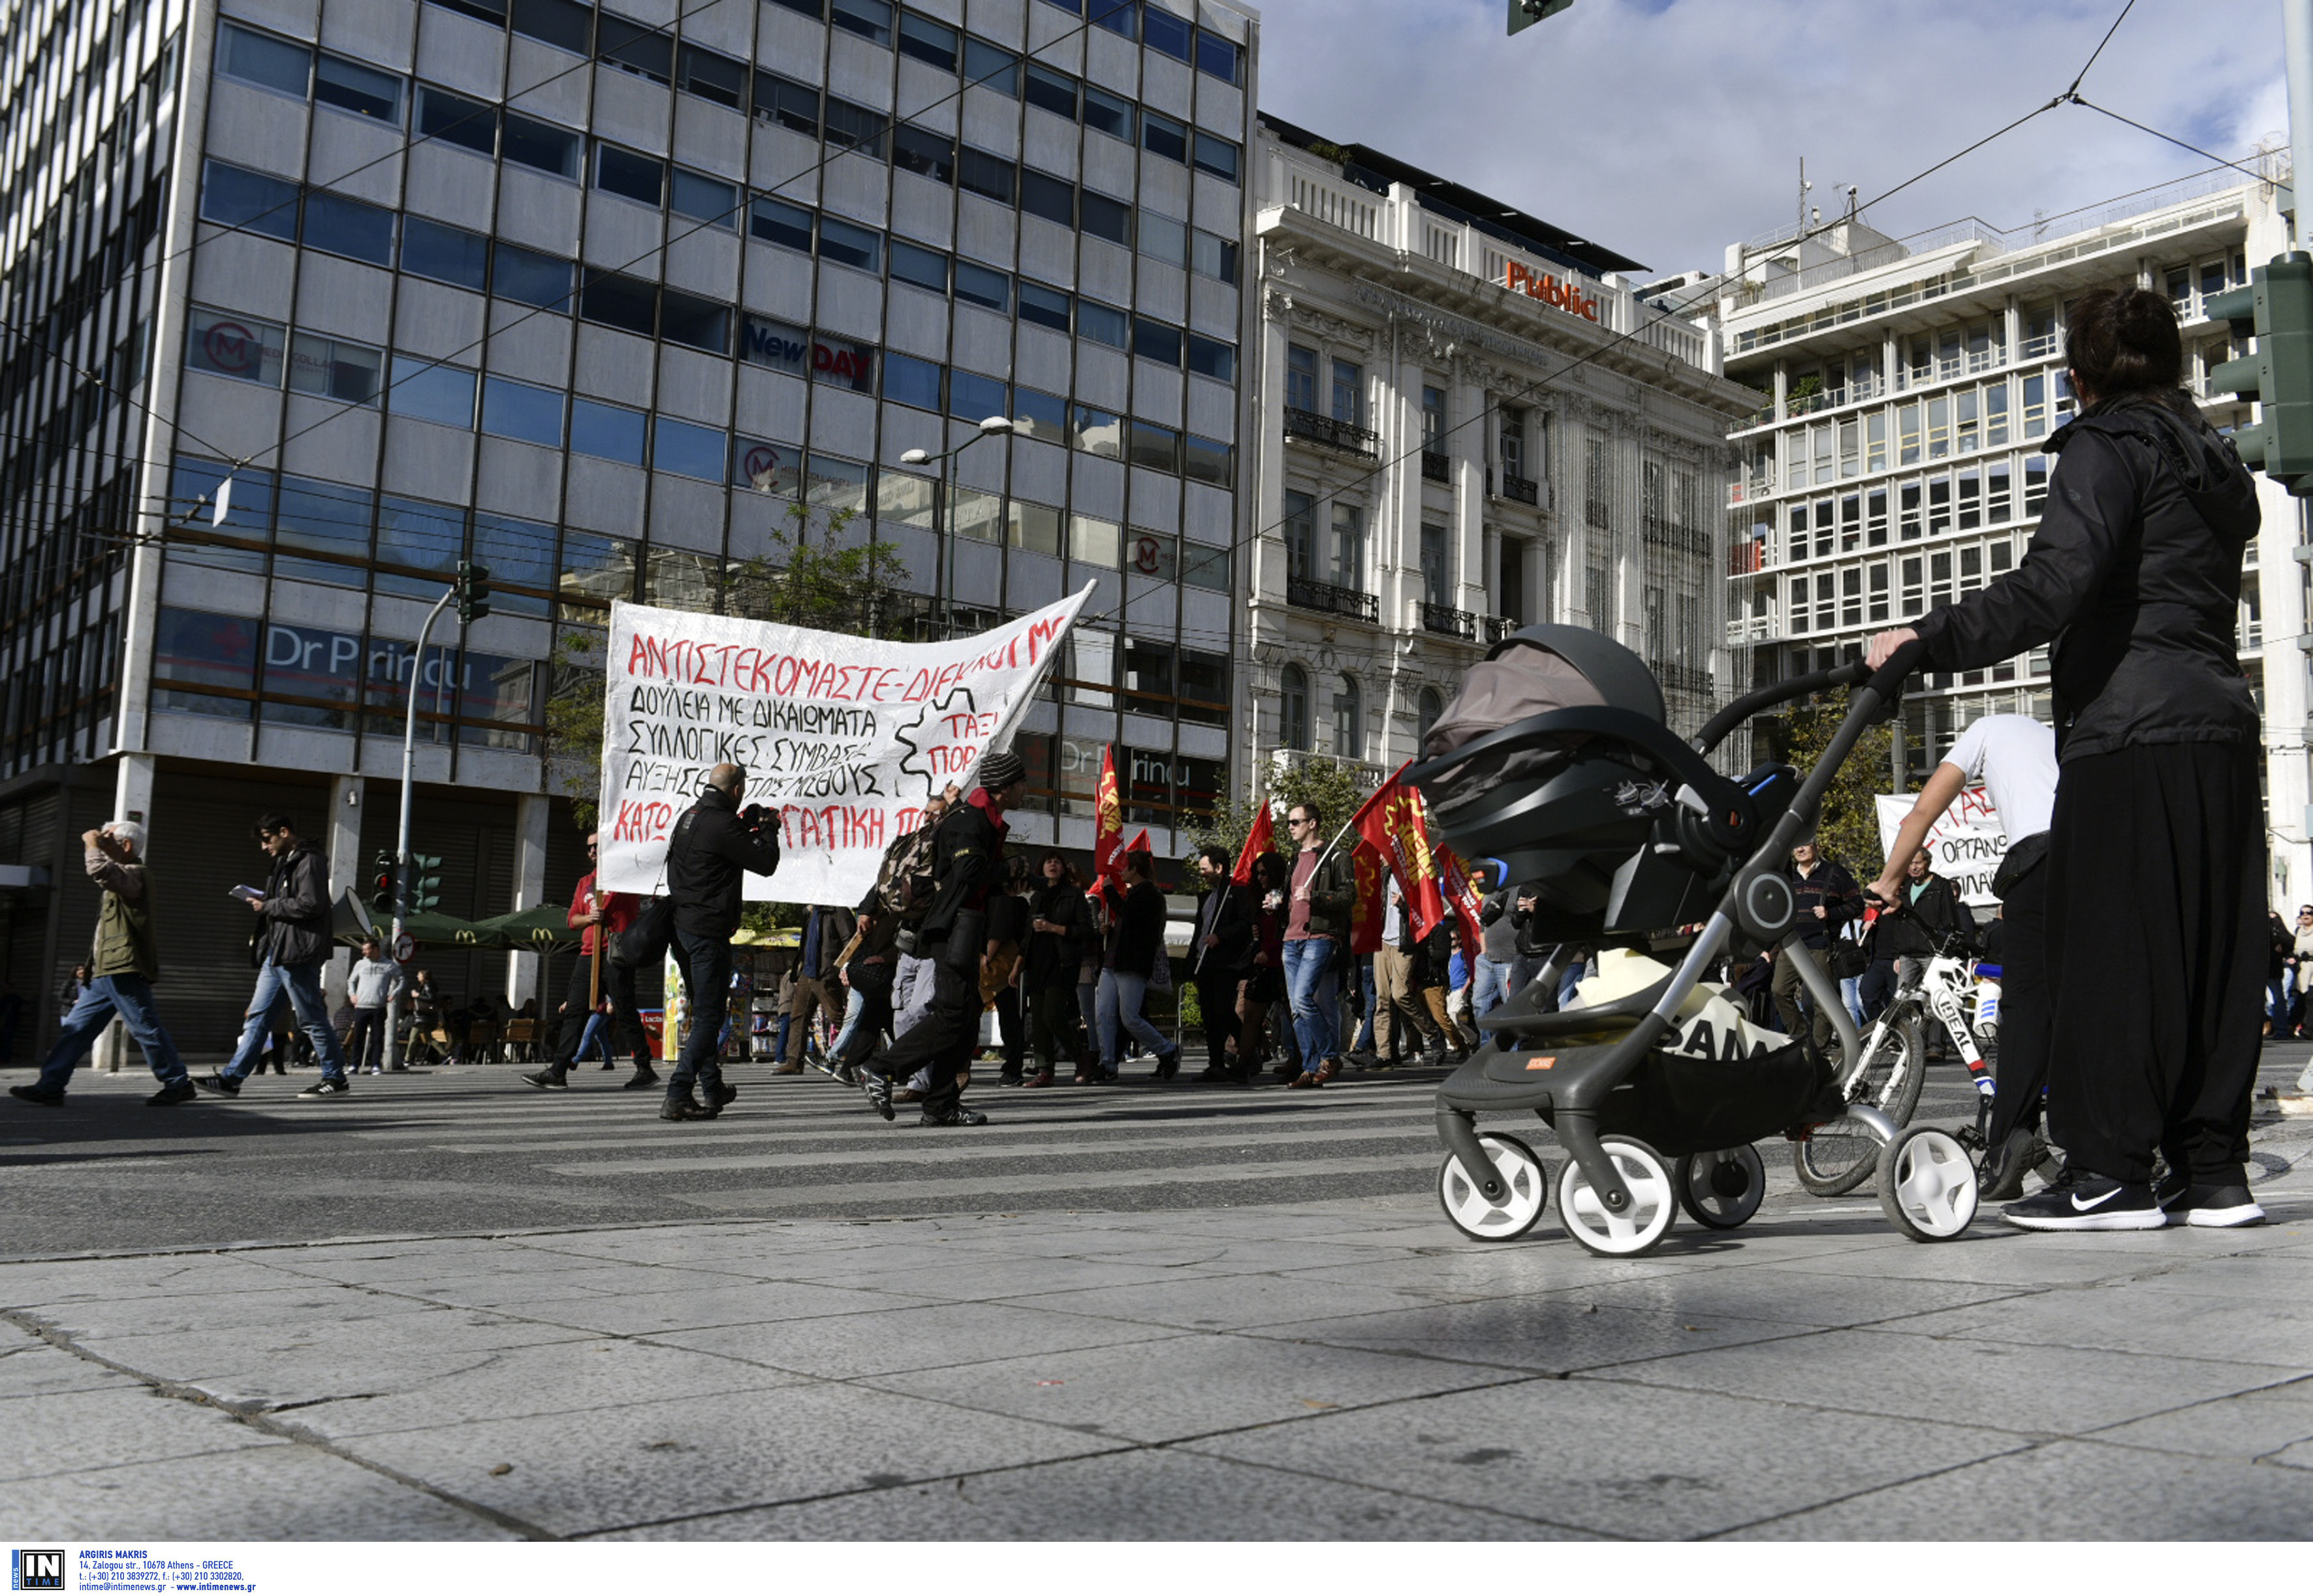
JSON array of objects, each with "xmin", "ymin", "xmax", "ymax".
[
  {"xmin": 455, "ymin": 561, "xmax": 492, "ymax": 624},
  {"xmin": 369, "ymin": 851, "xmax": 397, "ymax": 918},
  {"xmin": 2206, "ymin": 252, "xmax": 2313, "ymax": 493},
  {"xmin": 1508, "ymin": 0, "xmax": 1575, "ymax": 33},
  {"xmin": 407, "ymin": 854, "xmax": 445, "ymax": 914}
]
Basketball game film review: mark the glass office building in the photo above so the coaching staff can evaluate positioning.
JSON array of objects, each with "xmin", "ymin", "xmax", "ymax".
[{"xmin": 0, "ymin": 0, "xmax": 1257, "ymax": 1050}]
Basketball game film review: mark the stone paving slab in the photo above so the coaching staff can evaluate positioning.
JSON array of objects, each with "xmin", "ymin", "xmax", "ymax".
[
  {"xmin": 2085, "ymin": 1385, "xmax": 2313, "ymax": 1460},
  {"xmin": 654, "ymin": 1300, "xmax": 1189, "ymax": 1382}
]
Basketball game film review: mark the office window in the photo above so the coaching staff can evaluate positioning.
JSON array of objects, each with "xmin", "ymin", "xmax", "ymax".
[
  {"xmin": 1018, "ymin": 280, "xmax": 1071, "ymax": 332},
  {"xmin": 680, "ymin": 43, "xmax": 746, "ymax": 108},
  {"xmin": 1330, "ymin": 503, "xmax": 1364, "ymax": 589},
  {"xmin": 818, "ymin": 217, "xmax": 881, "ymax": 272},
  {"xmin": 1070, "ymin": 513, "xmax": 1120, "ymax": 565},
  {"xmin": 1142, "ymin": 110, "xmax": 1188, "ymax": 164},
  {"xmin": 579, "ymin": 271, "xmax": 657, "ymax": 337},
  {"xmin": 1133, "ymin": 317, "xmax": 1182, "ymax": 366},
  {"xmin": 655, "ymin": 417, "xmax": 727, "ymax": 482},
  {"xmin": 883, "ymin": 352, "xmax": 943, "ymax": 411},
  {"xmin": 1077, "ymin": 300, "xmax": 1128, "ymax": 349},
  {"xmin": 823, "ymin": 97, "xmax": 889, "ymax": 158},
  {"xmin": 1180, "ymin": 540, "xmax": 1229, "ymax": 593},
  {"xmin": 388, "ymin": 354, "xmax": 477, "ymax": 427},
  {"xmin": 1143, "ymin": 7, "xmax": 1193, "ymax": 59},
  {"xmin": 1021, "ymin": 170, "xmax": 1075, "ymax": 227},
  {"xmin": 287, "ymin": 333, "xmax": 382, "ymax": 405},
  {"xmin": 829, "ymin": 0, "xmax": 893, "ymax": 44},
  {"xmin": 1330, "ymin": 359, "xmax": 1362, "ymax": 426},
  {"xmin": 891, "ymin": 241, "xmax": 949, "ymax": 292},
  {"xmin": 512, "ymin": 0, "xmax": 593, "ymax": 53},
  {"xmin": 1082, "ymin": 85, "xmax": 1134, "ymax": 141},
  {"xmin": 1191, "ymin": 229, "xmax": 1238, "ymax": 283},
  {"xmin": 893, "ymin": 124, "xmax": 955, "ymax": 183},
  {"xmin": 670, "ymin": 168, "xmax": 738, "ymax": 227},
  {"xmin": 1093, "ymin": 0, "xmax": 1135, "ymax": 36},
  {"xmin": 965, "ymin": 37, "xmax": 1019, "ymax": 93},
  {"xmin": 571, "ymin": 398, "xmax": 647, "ymax": 464},
  {"xmin": 1866, "ymin": 411, "xmax": 1887, "ymax": 472},
  {"xmin": 1014, "ymin": 386, "xmax": 1068, "ymax": 443},
  {"xmin": 1283, "ymin": 490, "xmax": 1315, "ymax": 580},
  {"xmin": 1024, "ymin": 63, "xmax": 1078, "ymax": 119},
  {"xmin": 1192, "ymin": 131, "xmax": 1241, "ymax": 183},
  {"xmin": 1009, "ymin": 501, "xmax": 1062, "ymax": 555},
  {"xmin": 897, "ymin": 12, "xmax": 958, "ymax": 68},
  {"xmin": 314, "ymin": 54, "xmax": 401, "ymax": 122},
  {"xmin": 218, "ymin": 24, "xmax": 309, "ymax": 95},
  {"xmin": 596, "ymin": 14, "xmax": 674, "ymax": 82},
  {"xmin": 200, "ymin": 161, "xmax": 298, "ymax": 240},
  {"xmin": 402, "ymin": 217, "xmax": 488, "ymax": 289},
  {"xmin": 1185, "ymin": 334, "xmax": 1235, "ymax": 383},
  {"xmin": 1196, "ymin": 30, "xmax": 1240, "ymax": 82},
  {"xmin": 377, "ymin": 492, "xmax": 465, "ymax": 578},
  {"xmin": 960, "ymin": 146, "xmax": 1015, "ymax": 202},
  {"xmin": 754, "ymin": 72, "xmax": 819, "ymax": 134},
  {"xmin": 660, "ymin": 290, "xmax": 730, "ymax": 353},
  {"xmin": 1280, "ymin": 663, "xmax": 1310, "ymax": 751},
  {"xmin": 417, "ymin": 86, "xmax": 497, "ymax": 155},
  {"xmin": 875, "ymin": 469, "xmax": 936, "ymax": 525},
  {"xmin": 749, "ymin": 196, "xmax": 813, "ymax": 252},
  {"xmin": 302, "ymin": 190, "xmax": 394, "ymax": 264},
  {"xmin": 1072, "ymin": 405, "xmax": 1122, "ymax": 458},
  {"xmin": 1139, "ymin": 210, "xmax": 1187, "ymax": 266},
  {"xmin": 955, "ymin": 261, "xmax": 1010, "ymax": 312},
  {"xmin": 1184, "ymin": 435, "xmax": 1232, "ymax": 488},
  {"xmin": 595, "ymin": 146, "xmax": 665, "ymax": 206},
  {"xmin": 481, "ymin": 375, "xmax": 564, "ymax": 446},
  {"xmin": 1285, "ymin": 345, "xmax": 1317, "ymax": 411},
  {"xmin": 275, "ymin": 476, "xmax": 373, "ymax": 567},
  {"xmin": 1129, "ymin": 420, "xmax": 1181, "ymax": 473},
  {"xmin": 502, "ymin": 111, "xmax": 578, "ymax": 178},
  {"xmin": 187, "ymin": 307, "xmax": 287, "ymax": 385}
]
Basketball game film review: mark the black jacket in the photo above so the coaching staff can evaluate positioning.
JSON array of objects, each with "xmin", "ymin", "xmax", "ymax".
[
  {"xmin": 1914, "ymin": 389, "xmax": 2259, "ymax": 760},
  {"xmin": 1507, "ymin": 884, "xmax": 1552, "ymax": 959},
  {"xmin": 666, "ymin": 787, "xmax": 781, "ymax": 940},
  {"xmin": 1105, "ymin": 879, "xmax": 1167, "ymax": 975},
  {"xmin": 1024, "ymin": 881, "xmax": 1086, "ymax": 988},
  {"xmin": 801, "ymin": 905, "xmax": 856, "ymax": 981},
  {"xmin": 1783, "ymin": 857, "xmax": 1861, "ymax": 950},
  {"xmin": 253, "ymin": 842, "xmax": 332, "ymax": 967},
  {"xmin": 917, "ymin": 793, "xmax": 1006, "ymax": 945},
  {"xmin": 1873, "ymin": 874, "xmax": 1975, "ymax": 958},
  {"xmin": 1193, "ymin": 880, "xmax": 1253, "ymax": 974}
]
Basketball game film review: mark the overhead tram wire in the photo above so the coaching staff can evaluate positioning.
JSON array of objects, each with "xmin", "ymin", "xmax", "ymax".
[{"xmin": 2065, "ymin": 98, "xmax": 2280, "ymax": 186}]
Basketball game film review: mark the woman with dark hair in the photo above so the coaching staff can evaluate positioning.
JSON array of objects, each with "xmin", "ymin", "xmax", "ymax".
[
  {"xmin": 1022, "ymin": 851, "xmax": 1085, "ymax": 1088},
  {"xmin": 1869, "ymin": 285, "xmax": 2265, "ymax": 1231},
  {"xmin": 1238, "ymin": 851, "xmax": 1291, "ymax": 1083}
]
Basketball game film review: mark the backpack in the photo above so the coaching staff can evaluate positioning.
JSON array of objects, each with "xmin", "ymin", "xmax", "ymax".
[{"xmin": 872, "ymin": 820, "xmax": 941, "ymax": 922}]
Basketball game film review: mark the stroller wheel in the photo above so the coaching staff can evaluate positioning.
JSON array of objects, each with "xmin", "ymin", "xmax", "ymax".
[
  {"xmin": 1877, "ymin": 1125, "xmax": 1979, "ymax": 1242},
  {"xmin": 1675, "ymin": 1144, "xmax": 1765, "ymax": 1230},
  {"xmin": 1437, "ymin": 1133, "xmax": 1549, "ymax": 1242},
  {"xmin": 1556, "ymin": 1136, "xmax": 1676, "ymax": 1257}
]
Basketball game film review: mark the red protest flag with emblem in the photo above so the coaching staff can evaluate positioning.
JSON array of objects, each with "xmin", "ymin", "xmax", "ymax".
[
  {"xmin": 1349, "ymin": 764, "xmax": 1450, "ymax": 939},
  {"xmin": 1231, "ymin": 802, "xmax": 1276, "ymax": 885},
  {"xmin": 1093, "ymin": 745, "xmax": 1124, "ymax": 881},
  {"xmin": 1348, "ymin": 840, "xmax": 1389, "ymax": 955},
  {"xmin": 1436, "ymin": 837, "xmax": 1487, "ymax": 950}
]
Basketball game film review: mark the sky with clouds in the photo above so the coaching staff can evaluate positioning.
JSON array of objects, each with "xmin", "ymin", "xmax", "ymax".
[{"xmin": 1246, "ymin": 0, "xmax": 2290, "ymax": 279}]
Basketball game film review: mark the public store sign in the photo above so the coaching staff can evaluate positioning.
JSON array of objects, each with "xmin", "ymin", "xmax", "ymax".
[
  {"xmin": 1874, "ymin": 786, "xmax": 2007, "ymax": 907},
  {"xmin": 596, "ymin": 587, "xmax": 1094, "ymax": 904},
  {"xmin": 1503, "ymin": 260, "xmax": 1602, "ymax": 321}
]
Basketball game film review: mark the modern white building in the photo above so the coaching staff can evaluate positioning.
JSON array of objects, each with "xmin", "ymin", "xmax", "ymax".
[
  {"xmin": 1240, "ymin": 114, "xmax": 1759, "ymax": 800},
  {"xmin": 0, "ymin": 0, "xmax": 1259, "ymax": 1050},
  {"xmin": 1707, "ymin": 159, "xmax": 2312, "ymax": 902}
]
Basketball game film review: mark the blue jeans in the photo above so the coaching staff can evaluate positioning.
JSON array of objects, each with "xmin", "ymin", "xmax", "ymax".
[
  {"xmin": 1282, "ymin": 937, "xmax": 1339, "ymax": 1067},
  {"xmin": 1473, "ymin": 956, "xmax": 1511, "ymax": 1017},
  {"xmin": 669, "ymin": 927, "xmax": 733, "ymax": 1099},
  {"xmin": 225, "ymin": 960, "xmax": 347, "ymax": 1083},
  {"xmin": 1097, "ymin": 969, "xmax": 1171, "ymax": 1067},
  {"xmin": 39, "ymin": 975, "xmax": 187, "ymax": 1091}
]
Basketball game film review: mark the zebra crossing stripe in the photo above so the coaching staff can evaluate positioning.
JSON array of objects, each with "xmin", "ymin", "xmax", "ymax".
[{"xmin": 662, "ymin": 1153, "xmax": 1442, "ymax": 1213}]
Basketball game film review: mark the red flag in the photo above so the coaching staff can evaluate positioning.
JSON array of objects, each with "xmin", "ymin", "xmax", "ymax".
[
  {"xmin": 1437, "ymin": 839, "xmax": 1487, "ymax": 950},
  {"xmin": 1231, "ymin": 804, "xmax": 1275, "ymax": 885},
  {"xmin": 1093, "ymin": 745, "xmax": 1124, "ymax": 881},
  {"xmin": 1348, "ymin": 841, "xmax": 1389, "ymax": 955},
  {"xmin": 1124, "ymin": 827, "xmax": 1151, "ymax": 858},
  {"xmin": 1350, "ymin": 763, "xmax": 1449, "ymax": 939}
]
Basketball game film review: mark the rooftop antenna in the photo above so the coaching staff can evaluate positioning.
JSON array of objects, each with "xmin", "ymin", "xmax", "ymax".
[{"xmin": 1799, "ymin": 157, "xmax": 1813, "ymax": 232}]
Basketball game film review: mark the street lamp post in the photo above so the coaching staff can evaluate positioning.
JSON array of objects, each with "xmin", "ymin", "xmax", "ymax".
[{"xmin": 901, "ymin": 414, "xmax": 1015, "ymax": 634}]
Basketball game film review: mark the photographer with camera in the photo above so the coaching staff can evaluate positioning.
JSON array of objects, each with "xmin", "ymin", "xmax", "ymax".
[{"xmin": 659, "ymin": 762, "xmax": 781, "ymax": 1122}]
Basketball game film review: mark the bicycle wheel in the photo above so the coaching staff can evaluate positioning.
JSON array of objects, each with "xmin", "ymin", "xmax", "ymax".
[{"xmin": 1793, "ymin": 1010, "xmax": 1923, "ymax": 1197}]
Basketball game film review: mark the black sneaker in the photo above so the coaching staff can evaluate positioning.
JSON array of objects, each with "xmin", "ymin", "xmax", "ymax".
[
  {"xmin": 2002, "ymin": 1166, "xmax": 2165, "ymax": 1232},
  {"xmin": 620, "ymin": 1067, "xmax": 659, "ymax": 1091},
  {"xmin": 145, "ymin": 1081, "xmax": 198, "ymax": 1107},
  {"xmin": 2153, "ymin": 1166, "xmax": 2191, "ymax": 1212},
  {"xmin": 193, "ymin": 1071, "xmax": 240, "ymax": 1098},
  {"xmin": 861, "ymin": 1069, "xmax": 895, "ymax": 1122},
  {"xmin": 918, "ymin": 1105, "xmax": 989, "ymax": 1127},
  {"xmin": 521, "ymin": 1070, "xmax": 567, "ymax": 1090},
  {"xmin": 1977, "ymin": 1127, "xmax": 2039, "ymax": 1203},
  {"xmin": 8, "ymin": 1084, "xmax": 63, "ymax": 1107},
  {"xmin": 296, "ymin": 1078, "xmax": 351, "ymax": 1099},
  {"xmin": 2180, "ymin": 1184, "xmax": 2265, "ymax": 1228}
]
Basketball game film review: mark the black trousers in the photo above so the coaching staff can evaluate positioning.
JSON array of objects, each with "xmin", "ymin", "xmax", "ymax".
[
  {"xmin": 995, "ymin": 984, "xmax": 1024, "ymax": 1074},
  {"xmin": 346, "ymin": 1007, "xmax": 386, "ymax": 1073},
  {"xmin": 1195, "ymin": 971, "xmax": 1240, "ymax": 1074},
  {"xmin": 1028, "ymin": 980, "xmax": 1077, "ymax": 1071},
  {"xmin": 868, "ymin": 913, "xmax": 983, "ymax": 1118},
  {"xmin": 550, "ymin": 952, "xmax": 648, "ymax": 1072},
  {"xmin": 668, "ymin": 928, "xmax": 734, "ymax": 1100},
  {"xmin": 2043, "ymin": 742, "xmax": 2263, "ymax": 1186},
  {"xmin": 1986, "ymin": 864, "xmax": 2050, "ymax": 1144}
]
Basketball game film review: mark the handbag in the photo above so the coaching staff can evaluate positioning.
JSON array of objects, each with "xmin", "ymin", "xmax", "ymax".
[{"xmin": 612, "ymin": 896, "xmax": 674, "ymax": 968}]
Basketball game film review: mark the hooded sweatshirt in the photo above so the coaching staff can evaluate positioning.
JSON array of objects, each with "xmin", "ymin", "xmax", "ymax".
[{"xmin": 1913, "ymin": 388, "xmax": 2259, "ymax": 760}]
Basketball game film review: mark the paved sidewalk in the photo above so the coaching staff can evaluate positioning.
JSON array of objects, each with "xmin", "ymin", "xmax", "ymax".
[{"xmin": 3, "ymin": 1115, "xmax": 2308, "ymax": 1541}]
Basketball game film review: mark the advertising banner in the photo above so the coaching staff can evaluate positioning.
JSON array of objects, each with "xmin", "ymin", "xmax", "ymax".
[{"xmin": 597, "ymin": 586, "xmax": 1092, "ymax": 903}]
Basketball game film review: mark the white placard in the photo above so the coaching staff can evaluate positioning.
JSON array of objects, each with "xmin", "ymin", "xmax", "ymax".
[
  {"xmin": 1876, "ymin": 785, "xmax": 2008, "ymax": 906},
  {"xmin": 597, "ymin": 586, "xmax": 1092, "ymax": 904}
]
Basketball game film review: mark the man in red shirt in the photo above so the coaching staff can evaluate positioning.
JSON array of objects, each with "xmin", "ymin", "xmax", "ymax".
[{"xmin": 524, "ymin": 832, "xmax": 654, "ymax": 1091}]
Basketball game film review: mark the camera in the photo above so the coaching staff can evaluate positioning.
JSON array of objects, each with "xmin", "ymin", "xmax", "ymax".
[{"xmin": 740, "ymin": 802, "xmax": 772, "ymax": 826}]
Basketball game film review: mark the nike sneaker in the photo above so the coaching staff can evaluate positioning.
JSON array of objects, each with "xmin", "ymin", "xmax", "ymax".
[
  {"xmin": 2002, "ymin": 1166, "xmax": 2165, "ymax": 1232},
  {"xmin": 2179, "ymin": 1184, "xmax": 2265, "ymax": 1228}
]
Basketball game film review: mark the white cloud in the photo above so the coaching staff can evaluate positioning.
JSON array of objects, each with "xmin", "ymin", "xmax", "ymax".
[{"xmin": 1250, "ymin": 0, "xmax": 2287, "ymax": 275}]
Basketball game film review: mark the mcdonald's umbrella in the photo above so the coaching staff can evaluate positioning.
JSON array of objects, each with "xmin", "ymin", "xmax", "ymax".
[
  {"xmin": 341, "ymin": 909, "xmax": 492, "ymax": 948},
  {"xmin": 470, "ymin": 905, "xmax": 584, "ymax": 950}
]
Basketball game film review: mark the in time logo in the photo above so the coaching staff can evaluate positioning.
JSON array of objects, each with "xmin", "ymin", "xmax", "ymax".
[{"xmin": 12, "ymin": 1550, "xmax": 65, "ymax": 1591}]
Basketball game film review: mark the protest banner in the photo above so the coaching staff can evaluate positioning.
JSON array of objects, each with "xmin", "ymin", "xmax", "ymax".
[
  {"xmin": 597, "ymin": 586, "xmax": 1093, "ymax": 903},
  {"xmin": 1875, "ymin": 785, "xmax": 2007, "ymax": 906}
]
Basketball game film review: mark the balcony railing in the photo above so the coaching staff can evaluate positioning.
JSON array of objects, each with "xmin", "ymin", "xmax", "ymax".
[
  {"xmin": 1421, "ymin": 449, "xmax": 1451, "ymax": 482},
  {"xmin": 1419, "ymin": 601, "xmax": 1477, "ymax": 640},
  {"xmin": 1481, "ymin": 615, "xmax": 1517, "ymax": 644},
  {"xmin": 1287, "ymin": 576, "xmax": 1380, "ymax": 623},
  {"xmin": 1496, "ymin": 472, "xmax": 1539, "ymax": 506},
  {"xmin": 1283, "ymin": 407, "xmax": 1379, "ymax": 457}
]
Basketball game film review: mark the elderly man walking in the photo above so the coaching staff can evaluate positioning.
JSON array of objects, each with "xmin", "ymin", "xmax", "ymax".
[{"xmin": 9, "ymin": 822, "xmax": 196, "ymax": 1108}]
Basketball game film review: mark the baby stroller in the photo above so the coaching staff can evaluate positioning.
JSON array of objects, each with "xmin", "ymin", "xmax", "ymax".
[{"xmin": 1406, "ymin": 629, "xmax": 1972, "ymax": 1257}]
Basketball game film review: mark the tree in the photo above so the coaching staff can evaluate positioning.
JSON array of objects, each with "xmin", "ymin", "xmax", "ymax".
[
  {"xmin": 1178, "ymin": 755, "xmax": 1376, "ymax": 869},
  {"xmin": 1757, "ymin": 685, "xmax": 1898, "ymax": 882}
]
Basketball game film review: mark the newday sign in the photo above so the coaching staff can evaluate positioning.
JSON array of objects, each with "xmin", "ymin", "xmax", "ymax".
[{"xmin": 1875, "ymin": 785, "xmax": 2007, "ymax": 907}]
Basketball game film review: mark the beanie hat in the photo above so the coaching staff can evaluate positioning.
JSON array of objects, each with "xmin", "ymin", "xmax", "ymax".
[{"xmin": 977, "ymin": 747, "xmax": 1026, "ymax": 790}]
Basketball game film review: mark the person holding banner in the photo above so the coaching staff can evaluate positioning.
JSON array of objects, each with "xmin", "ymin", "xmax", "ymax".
[
  {"xmin": 659, "ymin": 764, "xmax": 781, "ymax": 1123},
  {"xmin": 1190, "ymin": 845, "xmax": 1251, "ymax": 1083}
]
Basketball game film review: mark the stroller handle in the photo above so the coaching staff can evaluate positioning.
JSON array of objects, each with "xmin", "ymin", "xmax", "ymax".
[{"xmin": 1691, "ymin": 659, "xmax": 1870, "ymax": 754}]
